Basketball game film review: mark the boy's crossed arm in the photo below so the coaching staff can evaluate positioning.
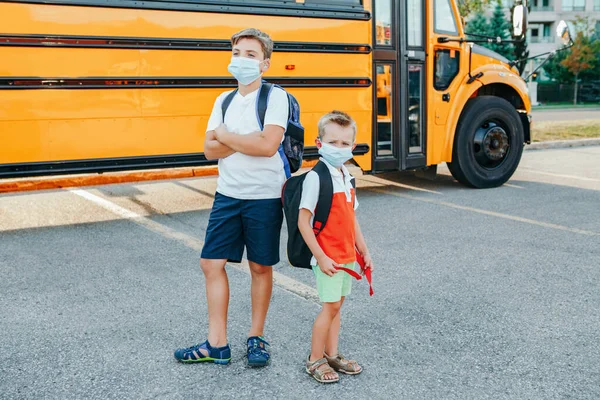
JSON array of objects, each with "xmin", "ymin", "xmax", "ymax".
[
  {"xmin": 215, "ymin": 123, "xmax": 284, "ymax": 158},
  {"xmin": 204, "ymin": 124, "xmax": 284, "ymax": 160},
  {"xmin": 204, "ymin": 130, "xmax": 236, "ymax": 160},
  {"xmin": 298, "ymin": 208, "xmax": 340, "ymax": 277}
]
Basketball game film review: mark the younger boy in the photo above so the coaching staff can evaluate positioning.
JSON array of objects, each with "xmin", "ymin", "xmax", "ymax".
[{"xmin": 298, "ymin": 110, "xmax": 373, "ymax": 383}]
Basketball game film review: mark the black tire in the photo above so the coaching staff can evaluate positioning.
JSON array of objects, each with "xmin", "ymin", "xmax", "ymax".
[{"xmin": 447, "ymin": 96, "xmax": 524, "ymax": 188}]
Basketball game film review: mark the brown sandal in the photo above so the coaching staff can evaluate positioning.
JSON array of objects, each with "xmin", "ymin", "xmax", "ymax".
[
  {"xmin": 305, "ymin": 356, "xmax": 340, "ymax": 383},
  {"xmin": 324, "ymin": 352, "xmax": 363, "ymax": 375}
]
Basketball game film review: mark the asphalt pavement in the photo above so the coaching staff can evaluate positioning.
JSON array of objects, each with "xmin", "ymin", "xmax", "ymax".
[{"xmin": 1, "ymin": 146, "xmax": 599, "ymax": 400}]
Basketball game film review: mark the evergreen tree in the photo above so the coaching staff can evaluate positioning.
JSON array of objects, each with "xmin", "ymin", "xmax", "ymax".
[
  {"xmin": 466, "ymin": 12, "xmax": 492, "ymax": 41},
  {"xmin": 488, "ymin": 1, "xmax": 513, "ymax": 60},
  {"xmin": 466, "ymin": 1, "xmax": 513, "ymax": 61}
]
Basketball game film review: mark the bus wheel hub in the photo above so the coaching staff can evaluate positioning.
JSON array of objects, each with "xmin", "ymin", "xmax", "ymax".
[{"xmin": 473, "ymin": 122, "xmax": 509, "ymax": 168}]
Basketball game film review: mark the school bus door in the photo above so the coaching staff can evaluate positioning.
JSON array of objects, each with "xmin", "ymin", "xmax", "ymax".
[{"xmin": 372, "ymin": 0, "xmax": 427, "ymax": 172}]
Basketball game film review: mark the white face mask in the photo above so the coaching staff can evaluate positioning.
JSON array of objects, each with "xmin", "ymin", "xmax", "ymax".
[
  {"xmin": 227, "ymin": 57, "xmax": 262, "ymax": 85},
  {"xmin": 318, "ymin": 142, "xmax": 354, "ymax": 168}
]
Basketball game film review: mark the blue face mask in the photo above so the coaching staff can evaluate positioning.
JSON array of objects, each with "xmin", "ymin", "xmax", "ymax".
[
  {"xmin": 318, "ymin": 142, "xmax": 354, "ymax": 168},
  {"xmin": 227, "ymin": 57, "xmax": 262, "ymax": 85}
]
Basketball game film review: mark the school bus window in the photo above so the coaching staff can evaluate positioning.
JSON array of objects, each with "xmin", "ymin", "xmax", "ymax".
[
  {"xmin": 407, "ymin": 0, "xmax": 423, "ymax": 47},
  {"xmin": 376, "ymin": 63, "xmax": 394, "ymax": 157},
  {"xmin": 408, "ymin": 64, "xmax": 423, "ymax": 153},
  {"xmin": 434, "ymin": 0, "xmax": 458, "ymax": 34},
  {"xmin": 375, "ymin": 0, "xmax": 393, "ymax": 46},
  {"xmin": 434, "ymin": 49, "xmax": 460, "ymax": 90}
]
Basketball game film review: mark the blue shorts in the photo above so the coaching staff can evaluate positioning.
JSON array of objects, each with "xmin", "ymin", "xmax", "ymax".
[{"xmin": 201, "ymin": 192, "xmax": 283, "ymax": 266}]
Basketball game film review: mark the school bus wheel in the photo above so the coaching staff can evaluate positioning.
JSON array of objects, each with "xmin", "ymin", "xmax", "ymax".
[{"xmin": 447, "ymin": 96, "xmax": 525, "ymax": 189}]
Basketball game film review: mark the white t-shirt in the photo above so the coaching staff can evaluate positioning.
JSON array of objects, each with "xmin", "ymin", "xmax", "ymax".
[
  {"xmin": 206, "ymin": 86, "xmax": 289, "ymax": 199},
  {"xmin": 298, "ymin": 158, "xmax": 359, "ymax": 265}
]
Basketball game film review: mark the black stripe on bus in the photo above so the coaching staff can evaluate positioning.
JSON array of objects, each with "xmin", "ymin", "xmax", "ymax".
[
  {"xmin": 0, "ymin": 0, "xmax": 371, "ymax": 20},
  {"xmin": 0, "ymin": 145, "xmax": 371, "ymax": 178},
  {"xmin": 0, "ymin": 34, "xmax": 371, "ymax": 54},
  {"xmin": 0, "ymin": 77, "xmax": 372, "ymax": 89}
]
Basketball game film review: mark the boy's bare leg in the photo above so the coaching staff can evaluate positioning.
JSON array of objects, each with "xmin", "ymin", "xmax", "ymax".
[
  {"xmin": 248, "ymin": 261, "xmax": 273, "ymax": 337},
  {"xmin": 310, "ymin": 301, "xmax": 342, "ymax": 380},
  {"xmin": 200, "ymin": 258, "xmax": 229, "ymax": 355},
  {"xmin": 324, "ymin": 296, "xmax": 345, "ymax": 356},
  {"xmin": 310, "ymin": 301, "xmax": 342, "ymax": 361}
]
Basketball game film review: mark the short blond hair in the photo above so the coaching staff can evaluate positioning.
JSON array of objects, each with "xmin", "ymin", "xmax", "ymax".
[
  {"xmin": 231, "ymin": 28, "xmax": 274, "ymax": 59},
  {"xmin": 318, "ymin": 110, "xmax": 357, "ymax": 141}
]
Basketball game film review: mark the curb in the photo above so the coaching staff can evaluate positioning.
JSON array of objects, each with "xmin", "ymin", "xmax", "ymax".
[
  {"xmin": 526, "ymin": 138, "xmax": 600, "ymax": 151},
  {"xmin": 0, "ymin": 160, "xmax": 319, "ymax": 194},
  {"xmin": 0, "ymin": 166, "xmax": 217, "ymax": 194}
]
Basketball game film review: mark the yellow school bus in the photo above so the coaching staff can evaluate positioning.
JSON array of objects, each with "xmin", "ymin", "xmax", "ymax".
[{"xmin": 0, "ymin": 0, "xmax": 531, "ymax": 188}]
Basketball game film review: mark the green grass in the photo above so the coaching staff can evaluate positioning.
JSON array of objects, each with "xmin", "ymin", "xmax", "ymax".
[{"xmin": 532, "ymin": 119, "xmax": 600, "ymax": 142}]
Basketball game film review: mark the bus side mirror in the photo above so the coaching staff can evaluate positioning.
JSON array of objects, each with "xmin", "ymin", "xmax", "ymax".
[
  {"xmin": 511, "ymin": 4, "xmax": 527, "ymax": 39},
  {"xmin": 556, "ymin": 20, "xmax": 573, "ymax": 45}
]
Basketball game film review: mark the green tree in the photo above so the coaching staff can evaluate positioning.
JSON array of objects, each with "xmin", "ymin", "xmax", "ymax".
[
  {"xmin": 466, "ymin": 12, "xmax": 492, "ymax": 40},
  {"xmin": 562, "ymin": 33, "xmax": 597, "ymax": 104},
  {"xmin": 578, "ymin": 25, "xmax": 600, "ymax": 81},
  {"xmin": 580, "ymin": 40, "xmax": 600, "ymax": 81},
  {"xmin": 560, "ymin": 17, "xmax": 599, "ymax": 104},
  {"xmin": 466, "ymin": 1, "xmax": 514, "ymax": 60},
  {"xmin": 488, "ymin": 1, "xmax": 514, "ymax": 60},
  {"xmin": 543, "ymin": 50, "xmax": 572, "ymax": 83}
]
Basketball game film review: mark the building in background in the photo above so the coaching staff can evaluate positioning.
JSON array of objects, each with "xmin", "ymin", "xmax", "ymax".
[{"xmin": 526, "ymin": 0, "xmax": 600, "ymax": 79}]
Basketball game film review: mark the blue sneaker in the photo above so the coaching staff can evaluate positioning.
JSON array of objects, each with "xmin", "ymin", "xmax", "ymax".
[
  {"xmin": 174, "ymin": 340, "xmax": 231, "ymax": 364},
  {"xmin": 247, "ymin": 336, "xmax": 270, "ymax": 367}
]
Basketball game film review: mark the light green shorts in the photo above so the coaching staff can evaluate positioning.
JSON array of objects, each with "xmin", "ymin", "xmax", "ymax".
[{"xmin": 312, "ymin": 262, "xmax": 356, "ymax": 303}]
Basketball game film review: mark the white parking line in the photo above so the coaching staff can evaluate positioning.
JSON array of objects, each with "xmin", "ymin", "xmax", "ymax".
[
  {"xmin": 366, "ymin": 187, "xmax": 599, "ymax": 237},
  {"xmin": 519, "ymin": 168, "xmax": 600, "ymax": 183},
  {"xmin": 359, "ymin": 177, "xmax": 443, "ymax": 195},
  {"xmin": 69, "ymin": 188, "xmax": 320, "ymax": 304},
  {"xmin": 504, "ymin": 183, "xmax": 525, "ymax": 189}
]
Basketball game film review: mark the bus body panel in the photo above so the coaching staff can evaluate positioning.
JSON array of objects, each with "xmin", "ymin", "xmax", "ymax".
[
  {"xmin": 0, "ymin": 2, "xmax": 374, "ymax": 174},
  {"xmin": 0, "ymin": 3, "xmax": 369, "ymax": 44},
  {"xmin": 0, "ymin": 48, "xmax": 370, "ymax": 78},
  {"xmin": 0, "ymin": 88, "xmax": 372, "ymax": 165}
]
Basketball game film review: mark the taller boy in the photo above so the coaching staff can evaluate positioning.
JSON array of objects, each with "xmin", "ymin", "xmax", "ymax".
[{"xmin": 174, "ymin": 28, "xmax": 289, "ymax": 367}]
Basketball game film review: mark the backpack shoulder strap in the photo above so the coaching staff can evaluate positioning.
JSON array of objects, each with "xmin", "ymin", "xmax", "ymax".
[
  {"xmin": 312, "ymin": 161, "xmax": 334, "ymax": 236},
  {"xmin": 256, "ymin": 81, "xmax": 274, "ymax": 130},
  {"xmin": 220, "ymin": 89, "xmax": 238, "ymax": 121},
  {"xmin": 350, "ymin": 176, "xmax": 356, "ymax": 207}
]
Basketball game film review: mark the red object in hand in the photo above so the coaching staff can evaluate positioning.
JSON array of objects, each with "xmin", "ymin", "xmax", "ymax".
[{"xmin": 334, "ymin": 249, "xmax": 373, "ymax": 296}]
